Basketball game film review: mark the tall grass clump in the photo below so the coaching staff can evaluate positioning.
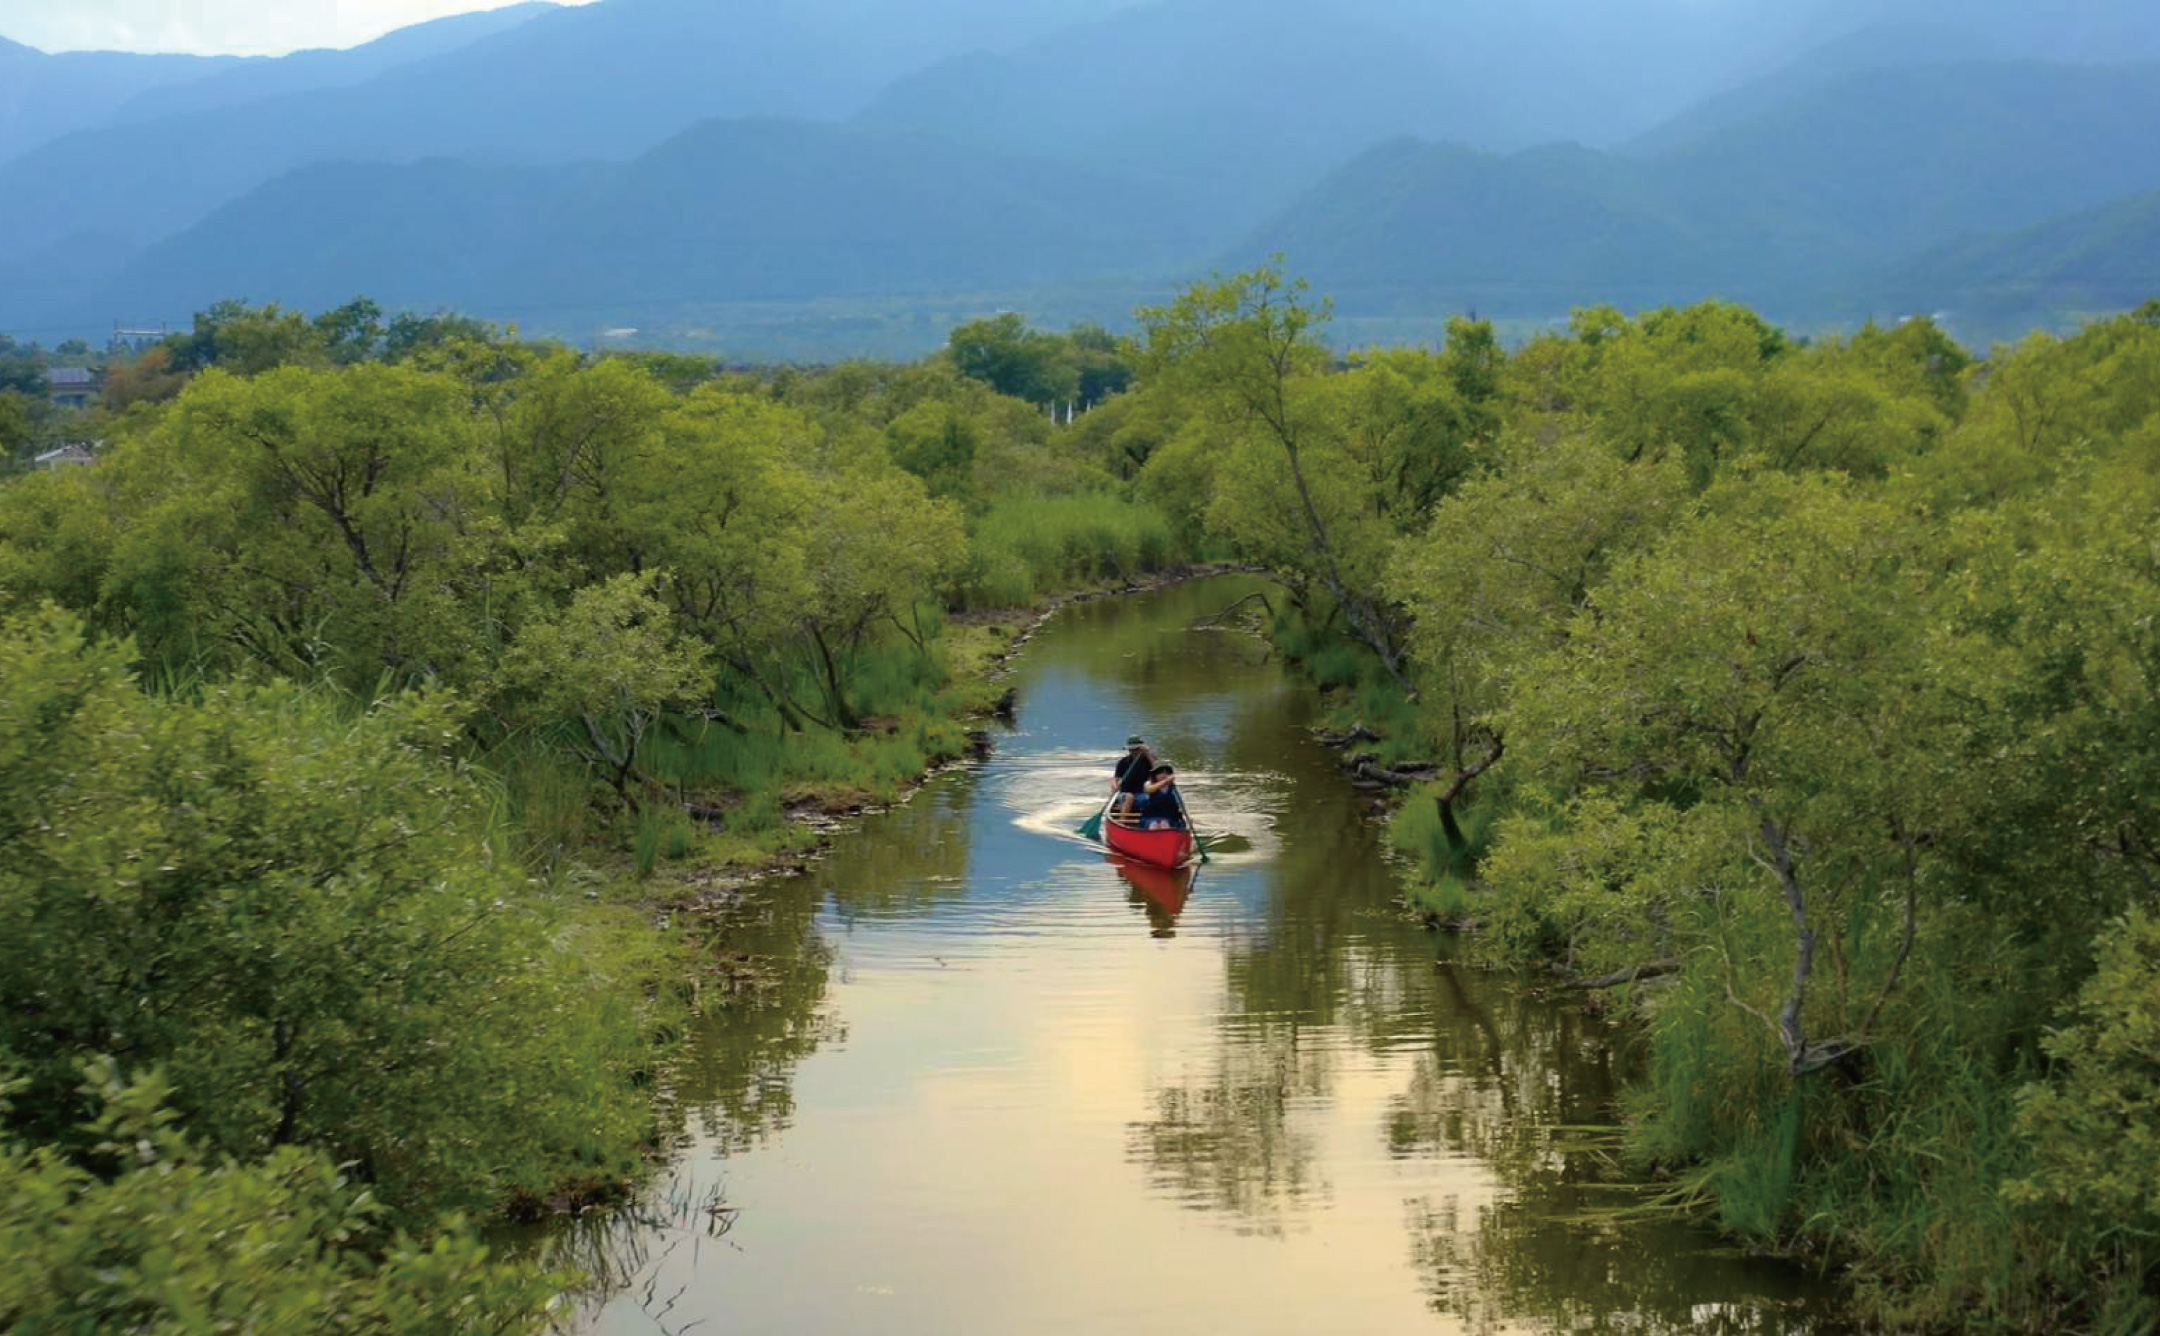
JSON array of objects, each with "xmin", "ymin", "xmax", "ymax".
[
  {"xmin": 956, "ymin": 493, "xmax": 1181, "ymax": 608},
  {"xmin": 631, "ymin": 804, "xmax": 696, "ymax": 877},
  {"xmin": 495, "ymin": 728, "xmax": 600, "ymax": 865},
  {"xmin": 1390, "ymin": 780, "xmax": 1506, "ymax": 918},
  {"xmin": 1271, "ymin": 603, "xmax": 1428, "ymax": 764}
]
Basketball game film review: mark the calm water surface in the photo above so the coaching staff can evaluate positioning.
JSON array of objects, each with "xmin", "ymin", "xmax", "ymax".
[{"xmin": 562, "ymin": 577, "xmax": 1847, "ymax": 1335}]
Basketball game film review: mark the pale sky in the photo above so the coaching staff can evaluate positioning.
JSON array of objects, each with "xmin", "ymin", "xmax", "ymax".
[{"xmin": 0, "ymin": 0, "xmax": 596, "ymax": 56}]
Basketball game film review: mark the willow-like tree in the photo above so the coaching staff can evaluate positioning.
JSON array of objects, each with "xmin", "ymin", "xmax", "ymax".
[{"xmin": 1137, "ymin": 267, "xmax": 1416, "ymax": 689}]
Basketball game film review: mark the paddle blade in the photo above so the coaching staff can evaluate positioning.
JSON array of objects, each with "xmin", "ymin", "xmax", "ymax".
[
  {"xmin": 1078, "ymin": 808, "xmax": 1105, "ymax": 842},
  {"xmin": 1194, "ymin": 836, "xmax": 1212, "ymax": 865}
]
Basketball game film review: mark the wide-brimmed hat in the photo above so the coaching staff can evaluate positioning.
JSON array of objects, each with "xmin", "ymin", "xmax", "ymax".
[{"xmin": 1126, "ymin": 734, "xmax": 1147, "ymax": 747}]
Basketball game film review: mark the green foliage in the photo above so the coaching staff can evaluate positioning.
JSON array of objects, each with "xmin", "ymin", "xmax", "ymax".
[
  {"xmin": 947, "ymin": 312, "xmax": 1080, "ymax": 405},
  {"xmin": 1389, "ymin": 781, "xmax": 1504, "ymax": 896},
  {"xmin": 0, "ymin": 608, "xmax": 666, "ymax": 1219},
  {"xmin": 885, "ymin": 398, "xmax": 983, "ymax": 503},
  {"xmin": 0, "ymin": 392, "xmax": 33, "ymax": 460},
  {"xmin": 11, "ymin": 281, "xmax": 2159, "ymax": 1330},
  {"xmin": 162, "ymin": 299, "xmax": 346, "ymax": 376},
  {"xmin": 945, "ymin": 314, "xmax": 1135, "ymax": 411},
  {"xmin": 2014, "ymin": 911, "xmax": 2160, "ymax": 1224},
  {"xmin": 499, "ymin": 572, "xmax": 713, "ymax": 796},
  {"xmin": 1136, "ymin": 266, "xmax": 1428, "ymax": 689},
  {"xmin": 0, "ymin": 328, "xmax": 990, "ymax": 801},
  {"xmin": 631, "ymin": 804, "xmax": 696, "ymax": 878},
  {"xmin": 957, "ymin": 492, "xmax": 1180, "ymax": 608},
  {"xmin": 1226, "ymin": 283, "xmax": 2160, "ymax": 1328},
  {"xmin": 0, "ymin": 1064, "xmax": 560, "ymax": 1335}
]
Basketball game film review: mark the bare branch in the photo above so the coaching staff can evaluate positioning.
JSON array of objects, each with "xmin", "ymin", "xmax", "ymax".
[{"xmin": 1567, "ymin": 960, "xmax": 1681, "ymax": 991}]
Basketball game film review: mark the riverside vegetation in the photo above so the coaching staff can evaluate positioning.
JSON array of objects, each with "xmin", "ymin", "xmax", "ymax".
[
  {"xmin": 0, "ymin": 301, "xmax": 1183, "ymax": 1331},
  {"xmin": 1123, "ymin": 272, "xmax": 2160, "ymax": 1333},
  {"xmin": 2, "ymin": 279, "xmax": 2156, "ymax": 1331}
]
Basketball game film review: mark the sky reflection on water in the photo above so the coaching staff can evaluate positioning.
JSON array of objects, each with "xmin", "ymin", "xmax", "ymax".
[{"xmin": 562, "ymin": 578, "xmax": 1847, "ymax": 1336}]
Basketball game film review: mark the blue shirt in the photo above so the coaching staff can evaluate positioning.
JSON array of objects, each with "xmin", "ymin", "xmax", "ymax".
[{"xmin": 1137, "ymin": 784, "xmax": 1185, "ymax": 827}]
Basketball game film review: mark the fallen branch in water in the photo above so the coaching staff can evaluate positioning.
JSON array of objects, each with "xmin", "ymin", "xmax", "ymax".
[
  {"xmin": 1314, "ymin": 722, "xmax": 1382, "ymax": 749},
  {"xmin": 1195, "ymin": 590, "xmax": 1276, "ymax": 628},
  {"xmin": 1343, "ymin": 752, "xmax": 1442, "ymax": 787},
  {"xmin": 1566, "ymin": 960, "xmax": 1682, "ymax": 990}
]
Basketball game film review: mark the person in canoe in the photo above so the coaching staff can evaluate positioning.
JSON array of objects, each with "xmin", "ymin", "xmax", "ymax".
[
  {"xmin": 1111, "ymin": 734, "xmax": 1155, "ymax": 818},
  {"xmin": 1135, "ymin": 763, "xmax": 1187, "ymax": 831}
]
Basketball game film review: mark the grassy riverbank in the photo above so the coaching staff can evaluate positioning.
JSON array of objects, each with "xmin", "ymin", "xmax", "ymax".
[{"xmin": 595, "ymin": 561, "xmax": 1227, "ymax": 905}]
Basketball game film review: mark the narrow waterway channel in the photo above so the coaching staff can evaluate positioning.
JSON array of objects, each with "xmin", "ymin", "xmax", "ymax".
[{"xmin": 560, "ymin": 576, "xmax": 1849, "ymax": 1335}]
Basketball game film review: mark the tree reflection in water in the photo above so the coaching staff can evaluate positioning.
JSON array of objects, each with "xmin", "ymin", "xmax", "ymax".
[
  {"xmin": 1126, "ymin": 1014, "xmax": 1335, "ymax": 1235},
  {"xmin": 1387, "ymin": 970, "xmax": 1837, "ymax": 1333},
  {"xmin": 550, "ymin": 577, "xmax": 1848, "ymax": 1334},
  {"xmin": 548, "ymin": 1173, "xmax": 737, "ymax": 1335},
  {"xmin": 1116, "ymin": 642, "xmax": 1843, "ymax": 1332},
  {"xmin": 675, "ymin": 882, "xmax": 842, "ymax": 1155},
  {"xmin": 1405, "ymin": 1186, "xmax": 1837, "ymax": 1335},
  {"xmin": 818, "ymin": 770, "xmax": 978, "ymax": 925},
  {"xmin": 672, "ymin": 771, "xmax": 980, "ymax": 1152}
]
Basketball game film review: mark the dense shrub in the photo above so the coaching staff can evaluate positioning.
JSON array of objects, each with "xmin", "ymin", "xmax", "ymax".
[
  {"xmin": 0, "ymin": 1066, "xmax": 559, "ymax": 1335},
  {"xmin": 0, "ymin": 608, "xmax": 668, "ymax": 1221}
]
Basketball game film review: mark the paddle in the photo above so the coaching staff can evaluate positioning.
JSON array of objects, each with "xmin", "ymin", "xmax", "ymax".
[
  {"xmin": 1077, "ymin": 791, "xmax": 1113, "ymax": 843},
  {"xmin": 1172, "ymin": 785, "xmax": 1211, "ymax": 866}
]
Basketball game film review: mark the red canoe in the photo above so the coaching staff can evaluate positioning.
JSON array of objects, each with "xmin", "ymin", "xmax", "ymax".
[{"xmin": 1104, "ymin": 819, "xmax": 1197, "ymax": 870}]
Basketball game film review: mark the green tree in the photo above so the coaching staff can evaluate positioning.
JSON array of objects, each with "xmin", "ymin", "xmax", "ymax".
[
  {"xmin": 0, "ymin": 608, "xmax": 661, "ymax": 1214},
  {"xmin": 1389, "ymin": 432, "xmax": 1688, "ymax": 855},
  {"xmin": 947, "ymin": 313, "xmax": 1079, "ymax": 405},
  {"xmin": 1323, "ymin": 346, "xmax": 1480, "ymax": 531},
  {"xmin": 314, "ymin": 297, "xmax": 387, "ymax": 365},
  {"xmin": 0, "ymin": 1065, "xmax": 559, "ymax": 1335},
  {"xmin": 0, "ymin": 392, "xmax": 32, "ymax": 461},
  {"xmin": 623, "ymin": 388, "xmax": 817, "ymax": 728},
  {"xmin": 105, "ymin": 364, "xmax": 499, "ymax": 685},
  {"xmin": 1744, "ymin": 352, "xmax": 1942, "ymax": 477},
  {"xmin": 499, "ymin": 573, "xmax": 713, "ymax": 800},
  {"xmin": 1068, "ymin": 322, "xmax": 1133, "ymax": 403},
  {"xmin": 1138, "ymin": 266, "xmax": 1415, "ymax": 690},
  {"xmin": 164, "ymin": 300, "xmax": 329, "ymax": 376},
  {"xmin": 2013, "ymin": 910, "xmax": 2160, "ymax": 1232},
  {"xmin": 885, "ymin": 398, "xmax": 983, "ymax": 504},
  {"xmin": 1506, "ymin": 475, "xmax": 1954, "ymax": 1076},
  {"xmin": 383, "ymin": 310, "xmax": 500, "ymax": 363},
  {"xmin": 792, "ymin": 467, "xmax": 964, "ymax": 729}
]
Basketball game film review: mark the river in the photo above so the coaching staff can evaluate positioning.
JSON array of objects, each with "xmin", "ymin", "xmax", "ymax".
[{"xmin": 558, "ymin": 576, "xmax": 1849, "ymax": 1335}]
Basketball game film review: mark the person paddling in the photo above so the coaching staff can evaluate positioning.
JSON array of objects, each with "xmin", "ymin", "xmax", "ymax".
[
  {"xmin": 1136, "ymin": 763, "xmax": 1187, "ymax": 831},
  {"xmin": 1111, "ymin": 734, "xmax": 1154, "ymax": 819}
]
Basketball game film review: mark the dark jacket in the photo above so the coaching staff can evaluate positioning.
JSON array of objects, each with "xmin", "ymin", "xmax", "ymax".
[{"xmin": 1114, "ymin": 751, "xmax": 1154, "ymax": 794}]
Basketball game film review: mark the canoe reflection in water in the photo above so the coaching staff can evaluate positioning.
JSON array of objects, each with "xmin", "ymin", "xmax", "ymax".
[{"xmin": 1112, "ymin": 853, "xmax": 1195, "ymax": 938}]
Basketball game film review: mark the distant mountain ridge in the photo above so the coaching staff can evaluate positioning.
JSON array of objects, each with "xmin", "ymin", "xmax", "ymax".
[
  {"xmin": 1889, "ymin": 192, "xmax": 2160, "ymax": 318},
  {"xmin": 1236, "ymin": 58, "xmax": 2160, "ymax": 324},
  {"xmin": 0, "ymin": 0, "xmax": 1137, "ymax": 262},
  {"xmin": 102, "ymin": 4, "xmax": 559, "ymax": 126},
  {"xmin": 0, "ymin": 39, "xmax": 239, "ymax": 164},
  {"xmin": 8, "ymin": 0, "xmax": 2160, "ymax": 351},
  {"xmin": 1650, "ymin": 60, "xmax": 2160, "ymax": 257},
  {"xmin": 852, "ymin": 0, "xmax": 1849, "ymax": 230},
  {"xmin": 65, "ymin": 118, "xmax": 1208, "ymax": 328},
  {"xmin": 1624, "ymin": 23, "xmax": 2002, "ymax": 157}
]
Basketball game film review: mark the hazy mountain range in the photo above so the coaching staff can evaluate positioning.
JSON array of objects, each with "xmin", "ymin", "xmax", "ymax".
[
  {"xmin": 1240, "ymin": 59, "xmax": 2160, "ymax": 316},
  {"xmin": 3, "ymin": 0, "xmax": 2157, "ymax": 352}
]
